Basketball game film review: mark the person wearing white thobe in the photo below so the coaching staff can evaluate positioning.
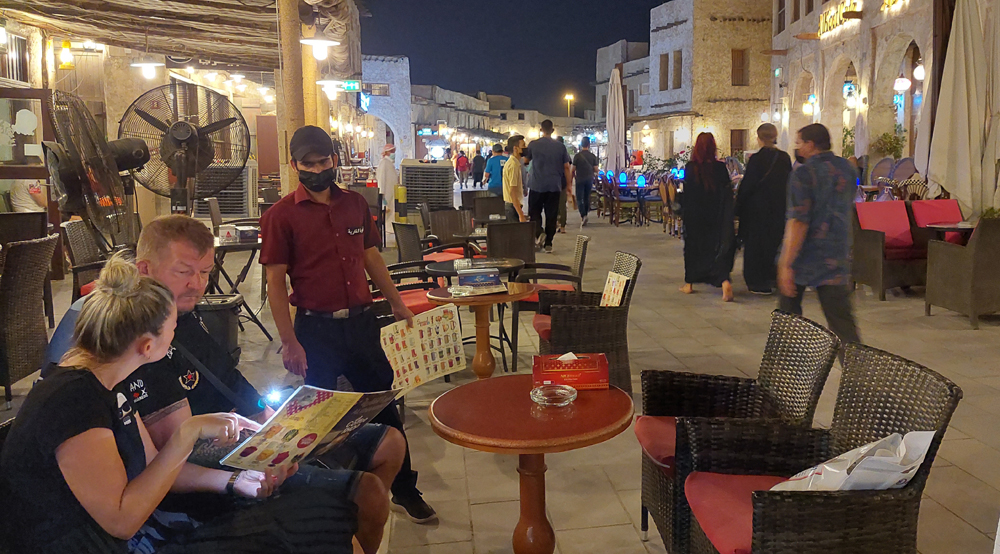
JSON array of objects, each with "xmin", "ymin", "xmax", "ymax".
[{"xmin": 376, "ymin": 143, "xmax": 398, "ymax": 228}]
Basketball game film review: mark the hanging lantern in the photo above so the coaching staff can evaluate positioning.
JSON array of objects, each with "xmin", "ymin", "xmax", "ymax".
[
  {"xmin": 913, "ymin": 61, "xmax": 925, "ymax": 81},
  {"xmin": 802, "ymin": 102, "xmax": 814, "ymax": 116},
  {"xmin": 893, "ymin": 73, "xmax": 912, "ymax": 92}
]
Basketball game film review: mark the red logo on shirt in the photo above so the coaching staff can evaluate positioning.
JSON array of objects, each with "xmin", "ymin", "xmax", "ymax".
[{"xmin": 179, "ymin": 370, "xmax": 200, "ymax": 390}]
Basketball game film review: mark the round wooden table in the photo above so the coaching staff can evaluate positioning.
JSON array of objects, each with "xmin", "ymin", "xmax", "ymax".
[
  {"xmin": 429, "ymin": 375, "xmax": 634, "ymax": 554},
  {"xmin": 427, "ymin": 282, "xmax": 538, "ymax": 379}
]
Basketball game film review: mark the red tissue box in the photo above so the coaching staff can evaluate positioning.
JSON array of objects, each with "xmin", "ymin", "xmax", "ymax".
[{"xmin": 532, "ymin": 354, "xmax": 609, "ymax": 390}]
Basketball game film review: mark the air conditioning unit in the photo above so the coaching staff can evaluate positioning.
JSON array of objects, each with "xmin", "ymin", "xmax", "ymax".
[
  {"xmin": 400, "ymin": 159, "xmax": 454, "ymax": 217},
  {"xmin": 193, "ymin": 161, "xmax": 259, "ymax": 219}
]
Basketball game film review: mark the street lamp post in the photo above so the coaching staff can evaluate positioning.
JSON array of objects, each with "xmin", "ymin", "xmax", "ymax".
[{"xmin": 564, "ymin": 94, "xmax": 574, "ymax": 118}]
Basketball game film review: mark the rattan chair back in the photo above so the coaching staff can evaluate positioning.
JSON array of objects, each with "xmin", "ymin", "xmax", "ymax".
[
  {"xmin": 966, "ymin": 218, "xmax": 1000, "ymax": 268},
  {"xmin": 61, "ymin": 221, "xmax": 105, "ymax": 293},
  {"xmin": 393, "ymin": 223, "xmax": 424, "ymax": 263},
  {"xmin": 756, "ymin": 310, "xmax": 840, "ymax": 425},
  {"xmin": 461, "ymin": 190, "xmax": 490, "ymax": 209},
  {"xmin": 205, "ymin": 197, "xmax": 223, "ymax": 235},
  {"xmin": 0, "ymin": 235, "xmax": 59, "ymax": 403},
  {"xmin": 474, "ymin": 196, "xmax": 505, "ymax": 221},
  {"xmin": 417, "ymin": 203, "xmax": 432, "ymax": 237},
  {"xmin": 487, "ymin": 222, "xmax": 536, "ymax": 264},
  {"xmin": 834, "ymin": 343, "xmax": 962, "ymax": 485},
  {"xmin": 429, "ymin": 209, "xmax": 473, "ymax": 244},
  {"xmin": 610, "ymin": 251, "xmax": 642, "ymax": 309},
  {"xmin": 570, "ymin": 235, "xmax": 590, "ymax": 279},
  {"xmin": 261, "ymin": 188, "xmax": 282, "ymax": 203}
]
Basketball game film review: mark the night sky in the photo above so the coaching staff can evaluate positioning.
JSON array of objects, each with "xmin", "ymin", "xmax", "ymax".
[{"xmin": 360, "ymin": 0, "xmax": 664, "ymax": 117}]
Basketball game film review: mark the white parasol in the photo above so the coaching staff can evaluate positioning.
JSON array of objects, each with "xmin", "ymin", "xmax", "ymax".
[
  {"xmin": 927, "ymin": 0, "xmax": 989, "ymax": 214},
  {"xmin": 984, "ymin": 0, "xmax": 1000, "ymax": 209},
  {"xmin": 605, "ymin": 68, "xmax": 628, "ymax": 177}
]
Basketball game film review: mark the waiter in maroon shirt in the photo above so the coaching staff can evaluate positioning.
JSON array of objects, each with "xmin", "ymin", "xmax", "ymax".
[{"xmin": 260, "ymin": 125, "xmax": 436, "ymax": 523}]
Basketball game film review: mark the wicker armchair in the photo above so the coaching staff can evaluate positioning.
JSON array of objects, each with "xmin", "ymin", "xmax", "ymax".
[
  {"xmin": 678, "ymin": 343, "xmax": 962, "ymax": 554},
  {"xmin": 0, "ymin": 235, "xmax": 59, "ymax": 409},
  {"xmin": 851, "ymin": 202, "xmax": 928, "ymax": 300},
  {"xmin": 534, "ymin": 251, "xmax": 640, "ymax": 394},
  {"xmin": 638, "ymin": 310, "xmax": 839, "ymax": 554},
  {"xmin": 473, "ymin": 196, "xmax": 505, "ymax": 224},
  {"xmin": 511, "ymin": 234, "xmax": 589, "ymax": 372},
  {"xmin": 925, "ymin": 218, "xmax": 1000, "ymax": 329},
  {"xmin": 429, "ymin": 208, "xmax": 475, "ymax": 257},
  {"xmin": 61, "ymin": 220, "xmax": 107, "ymax": 301},
  {"xmin": 0, "ymin": 212, "xmax": 55, "ymax": 328},
  {"xmin": 393, "ymin": 222, "xmax": 463, "ymax": 264},
  {"xmin": 204, "ymin": 197, "xmax": 259, "ymax": 236}
]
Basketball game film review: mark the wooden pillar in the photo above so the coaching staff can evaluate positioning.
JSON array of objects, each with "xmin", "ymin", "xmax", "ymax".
[
  {"xmin": 278, "ymin": 0, "xmax": 305, "ymax": 195},
  {"xmin": 302, "ymin": 40, "xmax": 318, "ymax": 127},
  {"xmin": 317, "ymin": 88, "xmax": 330, "ymax": 131}
]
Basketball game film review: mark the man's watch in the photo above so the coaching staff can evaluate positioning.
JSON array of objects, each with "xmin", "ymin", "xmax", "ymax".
[{"xmin": 226, "ymin": 470, "xmax": 242, "ymax": 495}]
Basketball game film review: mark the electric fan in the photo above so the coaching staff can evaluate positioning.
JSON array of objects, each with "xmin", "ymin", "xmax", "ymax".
[
  {"xmin": 43, "ymin": 90, "xmax": 150, "ymax": 250},
  {"xmin": 118, "ymin": 82, "xmax": 251, "ymax": 215}
]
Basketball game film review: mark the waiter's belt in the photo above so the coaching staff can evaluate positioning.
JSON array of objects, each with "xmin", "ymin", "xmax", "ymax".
[{"xmin": 301, "ymin": 305, "xmax": 371, "ymax": 319}]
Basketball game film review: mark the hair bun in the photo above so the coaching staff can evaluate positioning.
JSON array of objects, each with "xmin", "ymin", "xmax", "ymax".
[{"xmin": 96, "ymin": 251, "xmax": 141, "ymax": 297}]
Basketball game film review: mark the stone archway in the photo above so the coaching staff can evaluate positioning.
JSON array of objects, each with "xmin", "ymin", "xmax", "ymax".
[
  {"xmin": 789, "ymin": 71, "xmax": 815, "ymax": 139},
  {"xmin": 822, "ymin": 55, "xmax": 860, "ymax": 156},
  {"xmin": 362, "ymin": 55, "xmax": 414, "ymax": 168},
  {"xmin": 869, "ymin": 33, "xmax": 918, "ymax": 148}
]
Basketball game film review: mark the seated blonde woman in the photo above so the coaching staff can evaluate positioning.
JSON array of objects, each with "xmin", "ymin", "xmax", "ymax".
[{"xmin": 0, "ymin": 254, "xmax": 356, "ymax": 553}]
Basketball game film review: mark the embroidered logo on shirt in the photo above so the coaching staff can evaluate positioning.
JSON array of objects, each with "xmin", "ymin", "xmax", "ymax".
[
  {"xmin": 347, "ymin": 226, "xmax": 364, "ymax": 235},
  {"xmin": 166, "ymin": 345, "xmax": 175, "ymax": 359},
  {"xmin": 179, "ymin": 369, "xmax": 200, "ymax": 391},
  {"xmin": 116, "ymin": 392, "xmax": 134, "ymax": 425},
  {"xmin": 129, "ymin": 379, "xmax": 148, "ymax": 402}
]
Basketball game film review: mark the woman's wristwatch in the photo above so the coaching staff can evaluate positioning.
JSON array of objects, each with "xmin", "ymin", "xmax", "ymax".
[{"xmin": 226, "ymin": 470, "xmax": 242, "ymax": 495}]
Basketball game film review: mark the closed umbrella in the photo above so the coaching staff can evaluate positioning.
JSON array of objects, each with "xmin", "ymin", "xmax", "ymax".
[
  {"xmin": 927, "ymin": 0, "xmax": 988, "ymax": 215},
  {"xmin": 984, "ymin": 0, "xmax": 1000, "ymax": 209},
  {"xmin": 606, "ymin": 68, "xmax": 628, "ymax": 177}
]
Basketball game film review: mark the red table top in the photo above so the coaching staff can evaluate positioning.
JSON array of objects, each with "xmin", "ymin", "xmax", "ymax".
[{"xmin": 429, "ymin": 374, "xmax": 634, "ymax": 455}]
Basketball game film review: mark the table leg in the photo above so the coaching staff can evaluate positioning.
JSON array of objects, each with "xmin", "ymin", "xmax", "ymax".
[
  {"xmin": 513, "ymin": 454, "xmax": 555, "ymax": 554},
  {"xmin": 472, "ymin": 305, "xmax": 496, "ymax": 379}
]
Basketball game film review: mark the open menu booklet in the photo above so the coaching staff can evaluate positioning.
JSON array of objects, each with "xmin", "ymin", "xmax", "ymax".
[{"xmin": 216, "ymin": 386, "xmax": 399, "ymax": 472}]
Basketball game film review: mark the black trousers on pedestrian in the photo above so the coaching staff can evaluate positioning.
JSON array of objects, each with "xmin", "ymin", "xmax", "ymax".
[
  {"xmin": 779, "ymin": 285, "xmax": 861, "ymax": 349},
  {"xmin": 294, "ymin": 309, "xmax": 420, "ymax": 500},
  {"xmin": 528, "ymin": 190, "xmax": 560, "ymax": 247}
]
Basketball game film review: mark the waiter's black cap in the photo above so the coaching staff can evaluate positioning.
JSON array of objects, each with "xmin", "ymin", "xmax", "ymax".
[{"xmin": 289, "ymin": 125, "xmax": 333, "ymax": 161}]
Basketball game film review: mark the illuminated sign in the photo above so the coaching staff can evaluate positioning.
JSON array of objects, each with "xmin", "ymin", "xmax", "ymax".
[
  {"xmin": 819, "ymin": 0, "xmax": 860, "ymax": 36},
  {"xmin": 359, "ymin": 92, "xmax": 371, "ymax": 112},
  {"xmin": 881, "ymin": 0, "xmax": 903, "ymax": 10},
  {"xmin": 342, "ymin": 80, "xmax": 361, "ymax": 92}
]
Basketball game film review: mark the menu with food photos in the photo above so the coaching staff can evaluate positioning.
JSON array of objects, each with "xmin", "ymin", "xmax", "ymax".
[
  {"xmin": 381, "ymin": 304, "xmax": 466, "ymax": 395},
  {"xmin": 220, "ymin": 386, "xmax": 398, "ymax": 472},
  {"xmin": 600, "ymin": 272, "xmax": 629, "ymax": 307}
]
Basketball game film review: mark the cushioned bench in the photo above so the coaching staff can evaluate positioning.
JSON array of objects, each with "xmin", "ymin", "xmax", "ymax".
[
  {"xmin": 910, "ymin": 199, "xmax": 965, "ymax": 245},
  {"xmin": 852, "ymin": 201, "xmax": 928, "ymax": 300}
]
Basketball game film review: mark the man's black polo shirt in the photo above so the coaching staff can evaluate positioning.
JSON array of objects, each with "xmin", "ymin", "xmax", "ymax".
[{"xmin": 120, "ymin": 310, "xmax": 264, "ymax": 418}]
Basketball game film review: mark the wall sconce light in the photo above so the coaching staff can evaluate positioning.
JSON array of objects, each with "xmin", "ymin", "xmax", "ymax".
[{"xmin": 300, "ymin": 37, "xmax": 340, "ymax": 61}]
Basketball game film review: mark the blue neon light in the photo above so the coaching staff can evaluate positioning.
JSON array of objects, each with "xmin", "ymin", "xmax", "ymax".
[
  {"xmin": 619, "ymin": 172, "xmax": 628, "ymax": 184},
  {"xmin": 637, "ymin": 175, "xmax": 646, "ymax": 188}
]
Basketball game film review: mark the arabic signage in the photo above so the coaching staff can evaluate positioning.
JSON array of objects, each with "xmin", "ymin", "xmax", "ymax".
[
  {"xmin": 819, "ymin": 0, "xmax": 860, "ymax": 36},
  {"xmin": 342, "ymin": 80, "xmax": 361, "ymax": 92}
]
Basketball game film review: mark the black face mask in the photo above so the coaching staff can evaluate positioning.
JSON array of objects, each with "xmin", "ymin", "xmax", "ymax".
[
  {"xmin": 794, "ymin": 149, "xmax": 805, "ymax": 164},
  {"xmin": 299, "ymin": 167, "xmax": 336, "ymax": 192}
]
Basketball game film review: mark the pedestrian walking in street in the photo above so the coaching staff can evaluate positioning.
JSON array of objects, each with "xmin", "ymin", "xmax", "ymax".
[
  {"xmin": 261, "ymin": 125, "xmax": 438, "ymax": 525},
  {"xmin": 777, "ymin": 123, "xmax": 861, "ymax": 347},
  {"xmin": 735, "ymin": 123, "xmax": 792, "ymax": 294},
  {"xmin": 484, "ymin": 143, "xmax": 508, "ymax": 198},
  {"xmin": 679, "ymin": 132, "xmax": 736, "ymax": 302},
  {"xmin": 472, "ymin": 151, "xmax": 486, "ymax": 188},
  {"xmin": 527, "ymin": 120, "xmax": 572, "ymax": 253},
  {"xmin": 502, "ymin": 135, "xmax": 527, "ymax": 222},
  {"xmin": 572, "ymin": 136, "xmax": 599, "ymax": 228},
  {"xmin": 556, "ymin": 136, "xmax": 571, "ymax": 233},
  {"xmin": 456, "ymin": 151, "xmax": 470, "ymax": 186}
]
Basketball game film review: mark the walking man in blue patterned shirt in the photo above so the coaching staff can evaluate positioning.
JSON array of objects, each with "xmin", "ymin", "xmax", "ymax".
[{"xmin": 777, "ymin": 123, "xmax": 861, "ymax": 347}]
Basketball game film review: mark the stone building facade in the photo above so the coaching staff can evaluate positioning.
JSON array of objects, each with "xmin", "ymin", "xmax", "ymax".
[
  {"xmin": 361, "ymin": 55, "xmax": 414, "ymax": 167},
  {"xmin": 597, "ymin": 0, "xmax": 771, "ymax": 160},
  {"xmin": 770, "ymin": 0, "xmax": 937, "ymax": 163}
]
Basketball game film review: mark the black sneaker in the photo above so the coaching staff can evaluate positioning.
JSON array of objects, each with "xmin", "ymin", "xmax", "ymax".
[{"xmin": 391, "ymin": 494, "xmax": 438, "ymax": 524}]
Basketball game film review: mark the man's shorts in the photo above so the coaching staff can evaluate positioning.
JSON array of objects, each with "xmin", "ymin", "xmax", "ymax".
[{"xmin": 280, "ymin": 423, "xmax": 390, "ymax": 501}]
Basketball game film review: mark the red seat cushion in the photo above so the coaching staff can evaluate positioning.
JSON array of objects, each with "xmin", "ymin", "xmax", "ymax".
[
  {"xmin": 80, "ymin": 281, "xmax": 96, "ymax": 296},
  {"xmin": 424, "ymin": 252, "xmax": 463, "ymax": 263},
  {"xmin": 686, "ymin": 472, "xmax": 789, "ymax": 554},
  {"xmin": 856, "ymin": 201, "xmax": 914, "ymax": 249},
  {"xmin": 911, "ymin": 199, "xmax": 963, "ymax": 227},
  {"xmin": 884, "ymin": 247, "xmax": 927, "ymax": 261},
  {"xmin": 532, "ymin": 314, "xmax": 552, "ymax": 340},
  {"xmin": 399, "ymin": 289, "xmax": 436, "ymax": 315},
  {"xmin": 522, "ymin": 283, "xmax": 576, "ymax": 304},
  {"xmin": 634, "ymin": 415, "xmax": 677, "ymax": 476},
  {"xmin": 444, "ymin": 247, "xmax": 466, "ymax": 256}
]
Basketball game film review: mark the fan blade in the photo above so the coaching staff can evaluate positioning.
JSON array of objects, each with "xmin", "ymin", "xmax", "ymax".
[
  {"xmin": 135, "ymin": 109, "xmax": 171, "ymax": 133},
  {"xmin": 199, "ymin": 117, "xmax": 238, "ymax": 136}
]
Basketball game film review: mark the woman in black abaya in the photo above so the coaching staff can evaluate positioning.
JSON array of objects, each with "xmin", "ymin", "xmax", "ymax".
[
  {"xmin": 679, "ymin": 132, "xmax": 736, "ymax": 302},
  {"xmin": 735, "ymin": 123, "xmax": 792, "ymax": 294}
]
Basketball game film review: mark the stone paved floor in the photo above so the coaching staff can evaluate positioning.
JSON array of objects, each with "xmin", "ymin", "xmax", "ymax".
[{"xmin": 14, "ymin": 203, "xmax": 1000, "ymax": 553}]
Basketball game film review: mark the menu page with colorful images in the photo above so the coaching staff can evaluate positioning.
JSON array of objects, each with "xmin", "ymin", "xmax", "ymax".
[
  {"xmin": 381, "ymin": 304, "xmax": 466, "ymax": 395},
  {"xmin": 600, "ymin": 272, "xmax": 629, "ymax": 307},
  {"xmin": 220, "ymin": 386, "xmax": 397, "ymax": 472}
]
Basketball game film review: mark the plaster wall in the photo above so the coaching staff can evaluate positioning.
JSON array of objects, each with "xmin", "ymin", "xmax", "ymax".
[{"xmin": 362, "ymin": 55, "xmax": 414, "ymax": 167}]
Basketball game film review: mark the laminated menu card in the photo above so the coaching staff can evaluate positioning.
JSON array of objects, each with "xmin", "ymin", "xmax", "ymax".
[
  {"xmin": 600, "ymin": 272, "xmax": 630, "ymax": 306},
  {"xmin": 381, "ymin": 304, "xmax": 466, "ymax": 394},
  {"xmin": 220, "ymin": 386, "xmax": 398, "ymax": 472}
]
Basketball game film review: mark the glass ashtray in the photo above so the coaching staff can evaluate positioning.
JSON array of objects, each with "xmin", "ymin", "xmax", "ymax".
[{"xmin": 530, "ymin": 384, "xmax": 577, "ymax": 407}]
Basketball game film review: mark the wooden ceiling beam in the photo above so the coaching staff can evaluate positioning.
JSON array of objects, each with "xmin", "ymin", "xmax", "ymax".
[{"xmin": 2, "ymin": 1, "xmax": 276, "ymax": 31}]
